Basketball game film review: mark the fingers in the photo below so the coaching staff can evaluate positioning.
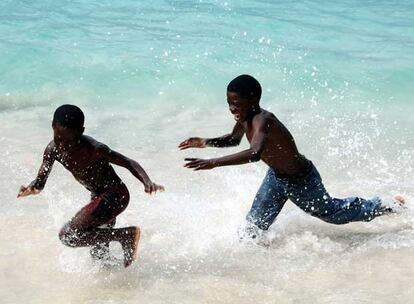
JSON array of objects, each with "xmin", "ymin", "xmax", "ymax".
[
  {"xmin": 178, "ymin": 140, "xmax": 191, "ymax": 150},
  {"xmin": 144, "ymin": 184, "xmax": 153, "ymax": 194},
  {"xmin": 17, "ymin": 186, "xmax": 37, "ymax": 198},
  {"xmin": 155, "ymin": 184, "xmax": 165, "ymax": 192},
  {"xmin": 194, "ymin": 163, "xmax": 211, "ymax": 171},
  {"xmin": 178, "ymin": 137, "xmax": 205, "ymax": 150},
  {"xmin": 17, "ymin": 186, "xmax": 29, "ymax": 198},
  {"xmin": 178, "ymin": 138, "xmax": 192, "ymax": 150},
  {"xmin": 178, "ymin": 143, "xmax": 190, "ymax": 150},
  {"xmin": 184, "ymin": 159, "xmax": 212, "ymax": 170},
  {"xmin": 184, "ymin": 160, "xmax": 203, "ymax": 168},
  {"xmin": 184, "ymin": 158, "xmax": 201, "ymax": 168},
  {"xmin": 17, "ymin": 185, "xmax": 26, "ymax": 197},
  {"xmin": 150, "ymin": 184, "xmax": 156, "ymax": 194},
  {"xmin": 145, "ymin": 183, "xmax": 165, "ymax": 195},
  {"xmin": 194, "ymin": 165, "xmax": 207, "ymax": 171},
  {"xmin": 178, "ymin": 140, "xmax": 188, "ymax": 147}
]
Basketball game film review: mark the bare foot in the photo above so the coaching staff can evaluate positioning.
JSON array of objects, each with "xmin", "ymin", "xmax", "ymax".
[
  {"xmin": 393, "ymin": 194, "xmax": 406, "ymax": 206},
  {"xmin": 377, "ymin": 195, "xmax": 406, "ymax": 215},
  {"xmin": 122, "ymin": 227, "xmax": 141, "ymax": 268}
]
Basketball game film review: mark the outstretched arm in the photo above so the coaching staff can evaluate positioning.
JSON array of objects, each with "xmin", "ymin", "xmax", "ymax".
[
  {"xmin": 97, "ymin": 145, "xmax": 164, "ymax": 194},
  {"xmin": 179, "ymin": 122, "xmax": 245, "ymax": 150},
  {"xmin": 18, "ymin": 142, "xmax": 55, "ymax": 198},
  {"xmin": 184, "ymin": 118, "xmax": 267, "ymax": 170}
]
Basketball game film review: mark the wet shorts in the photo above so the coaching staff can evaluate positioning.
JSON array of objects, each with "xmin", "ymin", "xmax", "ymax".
[{"xmin": 84, "ymin": 183, "xmax": 130, "ymax": 224}]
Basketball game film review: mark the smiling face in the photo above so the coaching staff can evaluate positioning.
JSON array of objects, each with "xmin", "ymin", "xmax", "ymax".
[
  {"xmin": 52, "ymin": 123, "xmax": 83, "ymax": 150},
  {"xmin": 227, "ymin": 91, "xmax": 259, "ymax": 122}
]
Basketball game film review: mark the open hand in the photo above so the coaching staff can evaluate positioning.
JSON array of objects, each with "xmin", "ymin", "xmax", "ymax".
[
  {"xmin": 184, "ymin": 158, "xmax": 217, "ymax": 171},
  {"xmin": 17, "ymin": 185, "xmax": 40, "ymax": 198},
  {"xmin": 178, "ymin": 137, "xmax": 207, "ymax": 150},
  {"xmin": 144, "ymin": 181, "xmax": 165, "ymax": 195}
]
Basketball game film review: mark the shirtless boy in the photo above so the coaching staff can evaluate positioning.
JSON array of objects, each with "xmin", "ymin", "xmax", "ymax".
[
  {"xmin": 180, "ymin": 75, "xmax": 403, "ymax": 238},
  {"xmin": 18, "ymin": 105, "xmax": 164, "ymax": 266}
]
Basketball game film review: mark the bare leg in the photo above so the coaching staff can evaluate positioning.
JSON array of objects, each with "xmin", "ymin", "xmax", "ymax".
[
  {"xmin": 90, "ymin": 219, "xmax": 115, "ymax": 260},
  {"xmin": 59, "ymin": 209, "xmax": 141, "ymax": 267},
  {"xmin": 122, "ymin": 226, "xmax": 141, "ymax": 267}
]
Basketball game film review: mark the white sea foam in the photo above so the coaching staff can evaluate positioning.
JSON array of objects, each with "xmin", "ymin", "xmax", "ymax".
[
  {"xmin": 1, "ymin": 99, "xmax": 413, "ymax": 303},
  {"xmin": 1, "ymin": 0, "xmax": 414, "ymax": 303}
]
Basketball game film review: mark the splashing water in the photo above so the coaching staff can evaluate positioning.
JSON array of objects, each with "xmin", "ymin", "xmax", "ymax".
[{"xmin": 1, "ymin": 1, "xmax": 414, "ymax": 303}]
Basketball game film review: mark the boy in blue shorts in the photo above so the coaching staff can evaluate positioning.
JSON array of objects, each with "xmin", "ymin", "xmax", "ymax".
[{"xmin": 180, "ymin": 75, "xmax": 404, "ymax": 238}]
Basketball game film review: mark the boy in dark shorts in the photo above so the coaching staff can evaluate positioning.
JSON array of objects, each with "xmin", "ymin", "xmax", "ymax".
[
  {"xmin": 180, "ymin": 75, "xmax": 404, "ymax": 239},
  {"xmin": 18, "ymin": 105, "xmax": 164, "ymax": 267}
]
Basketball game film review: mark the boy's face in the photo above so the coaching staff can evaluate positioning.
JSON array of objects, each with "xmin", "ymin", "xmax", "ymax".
[
  {"xmin": 227, "ymin": 91, "xmax": 258, "ymax": 122},
  {"xmin": 52, "ymin": 123, "xmax": 82, "ymax": 150}
]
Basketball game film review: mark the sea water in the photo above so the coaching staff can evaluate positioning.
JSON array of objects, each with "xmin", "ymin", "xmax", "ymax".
[{"xmin": 1, "ymin": 1, "xmax": 414, "ymax": 303}]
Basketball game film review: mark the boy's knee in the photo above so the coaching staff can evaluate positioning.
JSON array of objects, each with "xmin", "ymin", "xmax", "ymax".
[{"xmin": 58, "ymin": 224, "xmax": 78, "ymax": 247}]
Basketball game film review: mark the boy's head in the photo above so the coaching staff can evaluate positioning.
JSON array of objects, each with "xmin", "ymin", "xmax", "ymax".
[
  {"xmin": 226, "ymin": 75, "xmax": 262, "ymax": 122},
  {"xmin": 52, "ymin": 105, "xmax": 85, "ymax": 148}
]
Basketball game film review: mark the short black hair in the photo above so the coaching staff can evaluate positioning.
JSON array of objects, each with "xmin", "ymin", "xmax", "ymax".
[
  {"xmin": 52, "ymin": 104, "xmax": 84, "ymax": 129},
  {"xmin": 227, "ymin": 74, "xmax": 262, "ymax": 101}
]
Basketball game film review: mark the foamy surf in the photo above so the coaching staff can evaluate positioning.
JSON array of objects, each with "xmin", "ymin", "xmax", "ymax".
[{"xmin": 1, "ymin": 0, "xmax": 414, "ymax": 303}]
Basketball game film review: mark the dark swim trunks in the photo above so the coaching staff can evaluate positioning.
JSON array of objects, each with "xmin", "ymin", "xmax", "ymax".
[
  {"xmin": 59, "ymin": 183, "xmax": 130, "ymax": 247},
  {"xmin": 84, "ymin": 183, "xmax": 130, "ymax": 224}
]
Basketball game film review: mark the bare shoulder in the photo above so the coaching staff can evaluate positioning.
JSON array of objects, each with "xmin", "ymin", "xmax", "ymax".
[
  {"xmin": 45, "ymin": 140, "xmax": 56, "ymax": 151},
  {"xmin": 252, "ymin": 109, "xmax": 280, "ymax": 128},
  {"xmin": 82, "ymin": 135, "xmax": 111, "ymax": 155},
  {"xmin": 255, "ymin": 110, "xmax": 293, "ymax": 140}
]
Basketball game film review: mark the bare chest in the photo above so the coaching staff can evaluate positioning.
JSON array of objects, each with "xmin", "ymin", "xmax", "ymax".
[{"xmin": 56, "ymin": 150, "xmax": 99, "ymax": 173}]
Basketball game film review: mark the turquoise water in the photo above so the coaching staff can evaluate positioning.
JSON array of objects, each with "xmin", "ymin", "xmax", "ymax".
[
  {"xmin": 1, "ymin": 1, "xmax": 413, "ymax": 108},
  {"xmin": 1, "ymin": 1, "xmax": 414, "ymax": 304}
]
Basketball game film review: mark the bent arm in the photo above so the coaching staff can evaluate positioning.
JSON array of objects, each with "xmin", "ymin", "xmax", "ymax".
[
  {"xmin": 18, "ymin": 143, "xmax": 55, "ymax": 197},
  {"xmin": 99, "ymin": 146, "xmax": 151, "ymax": 184},
  {"xmin": 206, "ymin": 122, "xmax": 245, "ymax": 147},
  {"xmin": 98, "ymin": 145, "xmax": 164, "ymax": 193},
  {"xmin": 185, "ymin": 118, "xmax": 267, "ymax": 170},
  {"xmin": 205, "ymin": 122, "xmax": 245, "ymax": 148},
  {"xmin": 212, "ymin": 121, "xmax": 266, "ymax": 166},
  {"xmin": 32, "ymin": 143, "xmax": 56, "ymax": 189},
  {"xmin": 179, "ymin": 123, "xmax": 245, "ymax": 150}
]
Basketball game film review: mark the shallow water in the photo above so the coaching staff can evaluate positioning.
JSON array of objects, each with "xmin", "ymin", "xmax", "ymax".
[{"xmin": 1, "ymin": 1, "xmax": 414, "ymax": 303}]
